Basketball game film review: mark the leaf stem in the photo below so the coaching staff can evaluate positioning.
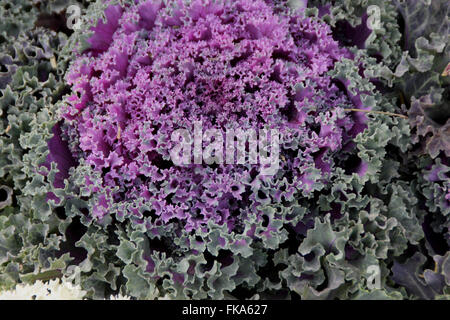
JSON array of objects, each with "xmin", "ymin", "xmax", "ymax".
[
  {"xmin": 29, "ymin": 269, "xmax": 63, "ymax": 282},
  {"xmin": 343, "ymin": 108, "xmax": 408, "ymax": 119}
]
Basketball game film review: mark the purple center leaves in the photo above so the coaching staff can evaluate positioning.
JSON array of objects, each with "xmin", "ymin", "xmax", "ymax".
[{"xmin": 60, "ymin": 0, "xmax": 367, "ymax": 233}]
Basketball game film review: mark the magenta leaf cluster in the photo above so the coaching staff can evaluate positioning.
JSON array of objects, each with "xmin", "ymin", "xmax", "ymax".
[{"xmin": 61, "ymin": 0, "xmax": 367, "ymax": 234}]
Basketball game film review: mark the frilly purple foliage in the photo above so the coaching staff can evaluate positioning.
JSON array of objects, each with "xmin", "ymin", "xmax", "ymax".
[
  {"xmin": 57, "ymin": 0, "xmax": 369, "ymax": 233},
  {"xmin": 1, "ymin": 0, "xmax": 448, "ymax": 301},
  {"xmin": 409, "ymin": 94, "xmax": 450, "ymax": 159}
]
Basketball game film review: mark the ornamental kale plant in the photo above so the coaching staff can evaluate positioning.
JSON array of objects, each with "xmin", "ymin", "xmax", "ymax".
[
  {"xmin": 0, "ymin": 0, "xmax": 449, "ymax": 300},
  {"xmin": 63, "ymin": 0, "xmax": 363, "ymax": 232}
]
